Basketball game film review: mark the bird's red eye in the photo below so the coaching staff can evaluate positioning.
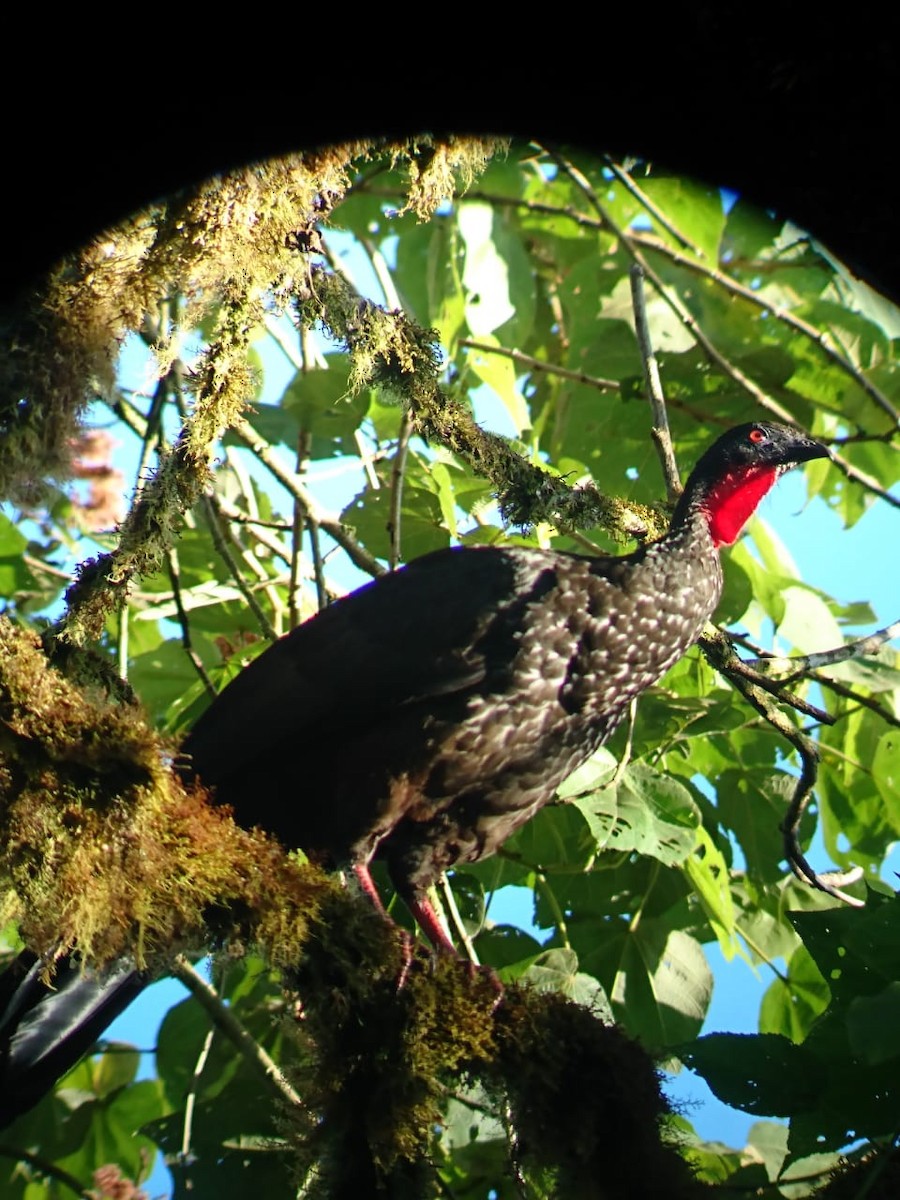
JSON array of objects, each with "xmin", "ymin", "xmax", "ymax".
[{"xmin": 748, "ymin": 428, "xmax": 766, "ymax": 444}]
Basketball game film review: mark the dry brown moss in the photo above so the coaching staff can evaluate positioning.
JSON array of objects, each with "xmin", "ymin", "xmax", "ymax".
[{"xmin": 0, "ymin": 616, "xmax": 326, "ymax": 970}]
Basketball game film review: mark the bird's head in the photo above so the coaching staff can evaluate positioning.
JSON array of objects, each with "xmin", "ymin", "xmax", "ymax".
[{"xmin": 676, "ymin": 422, "xmax": 830, "ymax": 547}]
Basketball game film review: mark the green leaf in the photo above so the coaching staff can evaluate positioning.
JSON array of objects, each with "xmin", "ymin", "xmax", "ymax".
[
  {"xmin": 872, "ymin": 730, "xmax": 900, "ymax": 828},
  {"xmin": 759, "ymin": 943, "xmax": 830, "ymax": 1042},
  {"xmin": 776, "ymin": 584, "xmax": 844, "ymax": 655},
  {"xmin": 639, "ymin": 176, "xmax": 726, "ymax": 263},
  {"xmin": 682, "ymin": 1032, "xmax": 822, "ymax": 1118},
  {"xmin": 846, "ymin": 981, "xmax": 900, "ymax": 1064},
  {"xmin": 584, "ymin": 922, "xmax": 713, "ymax": 1045},
  {"xmin": 680, "ymin": 825, "xmax": 738, "ymax": 957},
  {"xmin": 0, "ymin": 510, "xmax": 33, "ymax": 596},
  {"xmin": 459, "ymin": 201, "xmax": 516, "ymax": 335},
  {"xmin": 573, "ymin": 760, "xmax": 700, "ymax": 866},
  {"xmin": 463, "ymin": 333, "xmax": 531, "ymax": 435},
  {"xmin": 522, "ymin": 948, "xmax": 614, "ymax": 1014}
]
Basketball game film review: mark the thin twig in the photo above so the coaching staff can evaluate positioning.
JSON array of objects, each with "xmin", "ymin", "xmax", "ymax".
[
  {"xmin": 548, "ymin": 148, "xmax": 802, "ymax": 429},
  {"xmin": 179, "ymin": 1024, "xmax": 215, "ymax": 1165},
  {"xmin": 215, "ymin": 499, "xmax": 295, "ymax": 563},
  {"xmin": 747, "ymin": 620, "xmax": 900, "ymax": 681},
  {"xmin": 202, "ymin": 494, "xmax": 278, "ymax": 642},
  {"xmin": 309, "ymin": 518, "xmax": 328, "ymax": 612},
  {"xmin": 388, "ymin": 409, "xmax": 413, "ymax": 570},
  {"xmin": 290, "ymin": 425, "xmax": 313, "ymax": 628},
  {"xmin": 610, "ymin": 700, "xmax": 637, "ymax": 786},
  {"xmin": 166, "ymin": 549, "xmax": 217, "ymax": 698},
  {"xmin": 171, "ymin": 955, "xmax": 304, "ymax": 1110},
  {"xmin": 602, "ymin": 156, "xmax": 706, "ymax": 257},
  {"xmin": 223, "ymin": 448, "xmax": 287, "ymax": 630},
  {"xmin": 213, "ymin": 510, "xmax": 293, "ymax": 532},
  {"xmin": 116, "ymin": 603, "xmax": 129, "ymax": 681},
  {"xmin": 361, "ymin": 235, "xmax": 403, "ymax": 311},
  {"xmin": 231, "ymin": 415, "xmax": 386, "ymax": 578},
  {"xmin": 700, "ymin": 628, "xmax": 864, "ymax": 907},
  {"xmin": 729, "ymin": 628, "xmax": 900, "ymax": 731},
  {"xmin": 354, "ymin": 427, "xmax": 382, "ymax": 490},
  {"xmin": 629, "ymin": 264, "xmax": 682, "ymax": 503},
  {"xmin": 627, "ymin": 230, "xmax": 900, "ymax": 429},
  {"xmin": 439, "ymin": 876, "xmax": 481, "ymax": 966},
  {"xmin": 535, "ymin": 873, "xmax": 572, "ymax": 950},
  {"xmin": 0, "ymin": 1144, "xmax": 95, "ymax": 1199},
  {"xmin": 459, "ymin": 338, "xmax": 620, "ymax": 392},
  {"xmin": 442, "ymin": 182, "xmax": 900, "ymax": 433},
  {"xmin": 706, "ymin": 642, "xmax": 835, "ymax": 725},
  {"xmin": 827, "ymin": 449, "xmax": 900, "ymax": 511}
]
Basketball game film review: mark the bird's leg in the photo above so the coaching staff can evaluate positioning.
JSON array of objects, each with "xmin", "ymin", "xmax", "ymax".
[
  {"xmin": 403, "ymin": 891, "xmax": 458, "ymax": 957},
  {"xmin": 351, "ymin": 863, "xmax": 417, "ymax": 988},
  {"xmin": 352, "ymin": 863, "xmax": 454, "ymax": 954},
  {"xmin": 405, "ymin": 884, "xmax": 504, "ymax": 1010},
  {"xmin": 353, "ymin": 865, "xmax": 503, "ymax": 1005}
]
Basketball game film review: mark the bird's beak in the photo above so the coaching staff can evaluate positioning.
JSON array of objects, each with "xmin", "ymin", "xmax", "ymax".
[{"xmin": 784, "ymin": 433, "xmax": 831, "ymax": 469}]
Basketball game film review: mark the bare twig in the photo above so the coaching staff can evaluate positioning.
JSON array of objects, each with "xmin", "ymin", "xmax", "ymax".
[
  {"xmin": 629, "ymin": 264, "xmax": 682, "ymax": 503},
  {"xmin": 223, "ymin": 448, "xmax": 287, "ymax": 630},
  {"xmin": 747, "ymin": 620, "xmax": 900, "ymax": 681},
  {"xmin": 627, "ymin": 230, "xmax": 900, "ymax": 430},
  {"xmin": 547, "ymin": 149, "xmax": 802, "ymax": 429},
  {"xmin": 439, "ymin": 876, "xmax": 481, "ymax": 966},
  {"xmin": 706, "ymin": 640, "xmax": 835, "ymax": 725},
  {"xmin": 361, "ymin": 235, "xmax": 403, "ymax": 311},
  {"xmin": 827, "ymin": 450, "xmax": 900, "ymax": 511},
  {"xmin": 443, "ymin": 183, "xmax": 900, "ymax": 435},
  {"xmin": 231, "ymin": 415, "xmax": 386, "ymax": 579},
  {"xmin": 603, "ymin": 156, "xmax": 706, "ymax": 257},
  {"xmin": 172, "ymin": 955, "xmax": 304, "ymax": 1110},
  {"xmin": 729, "ymin": 628, "xmax": 900, "ymax": 732},
  {"xmin": 0, "ymin": 1144, "xmax": 95, "ymax": 1199},
  {"xmin": 459, "ymin": 338, "xmax": 620, "ymax": 393},
  {"xmin": 215, "ymin": 499, "xmax": 295, "ymax": 563},
  {"xmin": 167, "ymin": 549, "xmax": 217, "ymax": 698},
  {"xmin": 388, "ymin": 409, "xmax": 413, "ymax": 570},
  {"xmin": 354, "ymin": 427, "xmax": 383, "ymax": 490},
  {"xmin": 202, "ymin": 494, "xmax": 278, "ymax": 642},
  {"xmin": 180, "ymin": 1024, "xmax": 215, "ymax": 1165},
  {"xmin": 700, "ymin": 628, "xmax": 864, "ymax": 907},
  {"xmin": 309, "ymin": 518, "xmax": 328, "ymax": 613},
  {"xmin": 290, "ymin": 425, "xmax": 313, "ymax": 628},
  {"xmin": 116, "ymin": 603, "xmax": 129, "ymax": 681}
]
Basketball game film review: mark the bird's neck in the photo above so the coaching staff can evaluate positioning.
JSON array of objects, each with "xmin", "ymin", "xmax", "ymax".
[{"xmin": 674, "ymin": 464, "xmax": 779, "ymax": 548}]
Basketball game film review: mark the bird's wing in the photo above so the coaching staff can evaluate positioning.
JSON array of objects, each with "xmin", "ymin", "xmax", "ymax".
[{"xmin": 181, "ymin": 545, "xmax": 556, "ymax": 787}]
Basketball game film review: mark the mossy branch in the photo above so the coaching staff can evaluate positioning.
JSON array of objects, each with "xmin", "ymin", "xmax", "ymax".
[{"xmin": 295, "ymin": 266, "xmax": 665, "ymax": 543}]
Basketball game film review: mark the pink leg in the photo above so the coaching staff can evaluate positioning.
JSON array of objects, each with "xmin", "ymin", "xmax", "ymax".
[
  {"xmin": 404, "ymin": 893, "xmax": 457, "ymax": 956},
  {"xmin": 351, "ymin": 864, "xmax": 503, "ymax": 1006},
  {"xmin": 351, "ymin": 863, "xmax": 417, "ymax": 987}
]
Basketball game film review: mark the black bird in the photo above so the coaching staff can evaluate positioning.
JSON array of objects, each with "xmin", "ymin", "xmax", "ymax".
[{"xmin": 0, "ymin": 421, "xmax": 829, "ymax": 1125}]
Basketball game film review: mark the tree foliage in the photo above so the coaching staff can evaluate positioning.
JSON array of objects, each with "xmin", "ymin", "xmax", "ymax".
[{"xmin": 0, "ymin": 137, "xmax": 898, "ymax": 1198}]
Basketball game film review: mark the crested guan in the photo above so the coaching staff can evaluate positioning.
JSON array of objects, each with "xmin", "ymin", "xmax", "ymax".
[{"xmin": 0, "ymin": 421, "xmax": 829, "ymax": 1126}]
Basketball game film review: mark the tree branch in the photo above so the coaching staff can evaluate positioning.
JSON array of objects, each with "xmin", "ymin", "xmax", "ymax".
[
  {"xmin": 700, "ymin": 628, "xmax": 864, "ymax": 907},
  {"xmin": 458, "ymin": 338, "xmax": 620, "ymax": 393},
  {"xmin": 629, "ymin": 264, "xmax": 683, "ymax": 503},
  {"xmin": 171, "ymin": 955, "xmax": 304, "ymax": 1110},
  {"xmin": 746, "ymin": 620, "xmax": 900, "ymax": 681}
]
